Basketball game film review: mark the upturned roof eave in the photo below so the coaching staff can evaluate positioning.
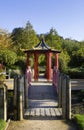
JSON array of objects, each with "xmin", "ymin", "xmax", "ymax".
[{"xmin": 24, "ymin": 48, "xmax": 61, "ymax": 53}]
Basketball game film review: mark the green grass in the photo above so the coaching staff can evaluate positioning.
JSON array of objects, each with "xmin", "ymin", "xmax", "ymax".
[
  {"xmin": 74, "ymin": 114, "xmax": 84, "ymax": 130},
  {"xmin": 0, "ymin": 119, "xmax": 6, "ymax": 130}
]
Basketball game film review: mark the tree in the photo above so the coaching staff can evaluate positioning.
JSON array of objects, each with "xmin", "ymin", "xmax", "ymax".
[
  {"xmin": 0, "ymin": 49, "xmax": 17, "ymax": 67},
  {"xmin": 11, "ymin": 21, "xmax": 39, "ymax": 55},
  {"xmin": 71, "ymin": 48, "xmax": 84, "ymax": 67},
  {"xmin": 45, "ymin": 28, "xmax": 62, "ymax": 50},
  {"xmin": 0, "ymin": 29, "xmax": 13, "ymax": 49},
  {"xmin": 62, "ymin": 38, "xmax": 80, "ymax": 56},
  {"xmin": 11, "ymin": 27, "xmax": 24, "ymax": 54},
  {"xmin": 24, "ymin": 21, "xmax": 39, "ymax": 48},
  {"xmin": 0, "ymin": 29, "xmax": 17, "ymax": 67},
  {"xmin": 59, "ymin": 50, "xmax": 70, "ymax": 73}
]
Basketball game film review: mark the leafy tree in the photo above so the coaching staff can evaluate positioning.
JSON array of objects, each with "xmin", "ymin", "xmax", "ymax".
[
  {"xmin": 71, "ymin": 48, "xmax": 84, "ymax": 67},
  {"xmin": 0, "ymin": 49, "xmax": 17, "ymax": 67},
  {"xmin": 59, "ymin": 50, "xmax": 70, "ymax": 72},
  {"xmin": 11, "ymin": 21, "xmax": 39, "ymax": 55},
  {"xmin": 62, "ymin": 38, "xmax": 80, "ymax": 56},
  {"xmin": 0, "ymin": 29, "xmax": 17, "ymax": 68},
  {"xmin": 0, "ymin": 29, "xmax": 13, "ymax": 49},
  {"xmin": 24, "ymin": 21, "xmax": 39, "ymax": 48},
  {"xmin": 45, "ymin": 28, "xmax": 62, "ymax": 50},
  {"xmin": 11, "ymin": 27, "xmax": 24, "ymax": 54}
]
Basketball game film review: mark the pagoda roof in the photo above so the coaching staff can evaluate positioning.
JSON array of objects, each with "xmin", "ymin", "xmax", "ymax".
[
  {"xmin": 34, "ymin": 38, "xmax": 51, "ymax": 50},
  {"xmin": 24, "ymin": 38, "xmax": 61, "ymax": 54}
]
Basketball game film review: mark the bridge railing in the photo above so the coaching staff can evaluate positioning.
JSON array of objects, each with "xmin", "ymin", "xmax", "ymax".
[
  {"xmin": 58, "ymin": 73, "xmax": 71, "ymax": 119},
  {"xmin": 71, "ymin": 79, "xmax": 84, "ymax": 116},
  {"xmin": 52, "ymin": 67, "xmax": 59, "ymax": 92},
  {"xmin": 58, "ymin": 73, "xmax": 84, "ymax": 120},
  {"xmin": 13, "ymin": 72, "xmax": 84, "ymax": 120},
  {"xmin": 13, "ymin": 75, "xmax": 29, "ymax": 120},
  {"xmin": 0, "ymin": 83, "xmax": 7, "ymax": 121}
]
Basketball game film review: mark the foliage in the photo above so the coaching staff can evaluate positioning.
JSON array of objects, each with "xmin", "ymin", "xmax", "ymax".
[
  {"xmin": 0, "ymin": 68, "xmax": 5, "ymax": 82},
  {"xmin": 11, "ymin": 27, "xmax": 24, "ymax": 54},
  {"xmin": 38, "ymin": 54, "xmax": 46, "ymax": 67},
  {"xmin": 61, "ymin": 38, "xmax": 84, "ymax": 74},
  {"xmin": 62, "ymin": 39, "xmax": 80, "ymax": 55},
  {"xmin": 0, "ymin": 29, "xmax": 13, "ymax": 49},
  {"xmin": 59, "ymin": 50, "xmax": 70, "ymax": 73},
  {"xmin": 74, "ymin": 114, "xmax": 84, "ymax": 130},
  {"xmin": 0, "ymin": 29, "xmax": 17, "ymax": 68},
  {"xmin": 71, "ymin": 48, "xmax": 84, "ymax": 67},
  {"xmin": 0, "ymin": 49, "xmax": 17, "ymax": 67},
  {"xmin": 0, "ymin": 119, "xmax": 6, "ymax": 130},
  {"xmin": 45, "ymin": 28, "xmax": 62, "ymax": 50},
  {"xmin": 68, "ymin": 67, "xmax": 84, "ymax": 78},
  {"xmin": 11, "ymin": 21, "xmax": 39, "ymax": 55},
  {"xmin": 15, "ymin": 56, "xmax": 26, "ymax": 73}
]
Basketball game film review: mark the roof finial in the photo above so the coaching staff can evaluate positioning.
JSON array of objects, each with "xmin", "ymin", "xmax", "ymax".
[{"xmin": 41, "ymin": 34, "xmax": 45, "ymax": 42}]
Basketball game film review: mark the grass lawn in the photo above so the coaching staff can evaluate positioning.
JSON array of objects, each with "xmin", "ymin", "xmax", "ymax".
[
  {"xmin": 74, "ymin": 114, "xmax": 84, "ymax": 130},
  {"xmin": 0, "ymin": 119, "xmax": 6, "ymax": 130}
]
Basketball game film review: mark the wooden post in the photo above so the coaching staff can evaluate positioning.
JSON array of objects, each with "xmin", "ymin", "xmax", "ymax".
[
  {"xmin": 46, "ymin": 52, "xmax": 52, "ymax": 80},
  {"xmin": 55, "ymin": 53, "xmax": 59, "ymax": 70},
  {"xmin": 66, "ymin": 76, "xmax": 71, "ymax": 119},
  {"xmin": 0, "ymin": 84, "xmax": 7, "ymax": 121},
  {"xmin": 24, "ymin": 75, "xmax": 28, "ymax": 109},
  {"xmin": 14, "ymin": 76, "xmax": 24, "ymax": 120},
  {"xmin": 4, "ymin": 85, "xmax": 7, "ymax": 121},
  {"xmin": 62, "ymin": 75, "xmax": 67, "ymax": 119},
  {"xmin": 16, "ymin": 77, "xmax": 23, "ymax": 120},
  {"xmin": 14, "ymin": 77, "xmax": 18, "ymax": 120},
  {"xmin": 58, "ymin": 73, "xmax": 62, "ymax": 108},
  {"xmin": 19, "ymin": 76, "xmax": 24, "ymax": 120},
  {"xmin": 34, "ymin": 52, "xmax": 38, "ymax": 80}
]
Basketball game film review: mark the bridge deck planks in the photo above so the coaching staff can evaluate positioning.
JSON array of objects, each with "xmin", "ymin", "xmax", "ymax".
[
  {"xmin": 24, "ymin": 81, "xmax": 62, "ymax": 118},
  {"xmin": 24, "ymin": 108, "xmax": 62, "ymax": 117}
]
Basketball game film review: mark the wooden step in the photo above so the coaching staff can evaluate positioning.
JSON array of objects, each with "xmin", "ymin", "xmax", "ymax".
[{"xmin": 24, "ymin": 108, "xmax": 62, "ymax": 117}]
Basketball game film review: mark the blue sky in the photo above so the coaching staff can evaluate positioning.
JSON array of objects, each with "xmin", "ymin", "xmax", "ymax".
[{"xmin": 0, "ymin": 0, "xmax": 84, "ymax": 41}]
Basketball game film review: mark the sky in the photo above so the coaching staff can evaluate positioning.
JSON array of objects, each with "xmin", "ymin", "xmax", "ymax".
[{"xmin": 0, "ymin": 0, "xmax": 84, "ymax": 41}]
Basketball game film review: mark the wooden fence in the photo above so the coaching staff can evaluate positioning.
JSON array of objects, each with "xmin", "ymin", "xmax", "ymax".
[
  {"xmin": 13, "ymin": 72, "xmax": 84, "ymax": 120},
  {"xmin": 58, "ymin": 73, "xmax": 84, "ymax": 119},
  {"xmin": 0, "ymin": 84, "xmax": 7, "ymax": 121},
  {"xmin": 13, "ymin": 75, "xmax": 28, "ymax": 120}
]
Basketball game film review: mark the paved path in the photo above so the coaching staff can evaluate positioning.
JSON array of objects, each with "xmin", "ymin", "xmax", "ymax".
[{"xmin": 7, "ymin": 119, "xmax": 77, "ymax": 130}]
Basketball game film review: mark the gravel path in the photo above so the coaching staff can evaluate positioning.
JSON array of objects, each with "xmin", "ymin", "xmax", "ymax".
[{"xmin": 7, "ymin": 119, "xmax": 77, "ymax": 130}]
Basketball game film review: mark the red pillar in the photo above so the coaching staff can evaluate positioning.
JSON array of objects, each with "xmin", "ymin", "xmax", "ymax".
[
  {"xmin": 55, "ymin": 53, "xmax": 59, "ymax": 70},
  {"xmin": 26, "ymin": 53, "xmax": 30, "ymax": 67},
  {"xmin": 46, "ymin": 52, "xmax": 52, "ymax": 80},
  {"xmin": 34, "ymin": 52, "xmax": 38, "ymax": 80}
]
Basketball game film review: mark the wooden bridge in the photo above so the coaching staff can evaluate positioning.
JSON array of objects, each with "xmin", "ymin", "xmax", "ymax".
[
  {"xmin": 2, "ymin": 73, "xmax": 84, "ymax": 121},
  {"xmin": 24, "ymin": 81, "xmax": 62, "ymax": 119}
]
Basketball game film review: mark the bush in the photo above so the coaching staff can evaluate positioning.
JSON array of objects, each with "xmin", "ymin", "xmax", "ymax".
[
  {"xmin": 0, "ymin": 119, "xmax": 6, "ymax": 130},
  {"xmin": 67, "ymin": 67, "xmax": 84, "ymax": 79},
  {"xmin": 59, "ymin": 51, "xmax": 70, "ymax": 73},
  {"xmin": 0, "ymin": 68, "xmax": 6, "ymax": 83},
  {"xmin": 74, "ymin": 114, "xmax": 84, "ymax": 130}
]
